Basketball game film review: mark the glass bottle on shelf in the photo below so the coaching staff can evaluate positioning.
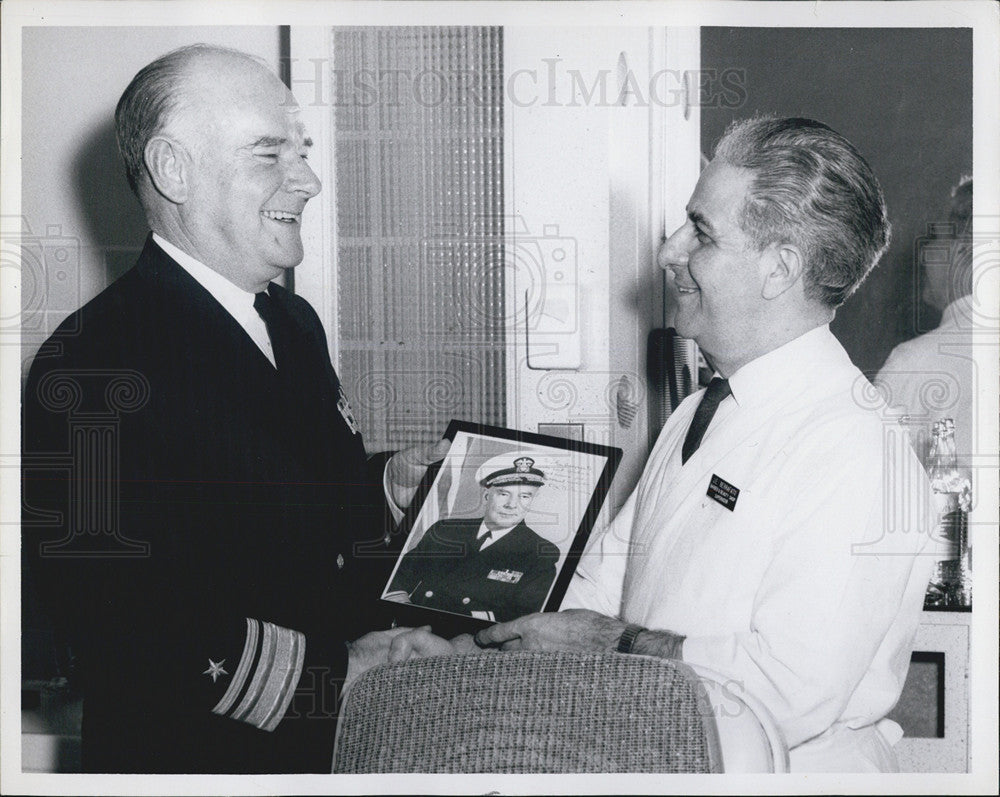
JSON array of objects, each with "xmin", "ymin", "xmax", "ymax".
[{"xmin": 925, "ymin": 418, "xmax": 972, "ymax": 608}]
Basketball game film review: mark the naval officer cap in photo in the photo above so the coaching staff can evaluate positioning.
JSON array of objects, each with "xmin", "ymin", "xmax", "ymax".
[{"xmin": 478, "ymin": 454, "xmax": 547, "ymax": 529}]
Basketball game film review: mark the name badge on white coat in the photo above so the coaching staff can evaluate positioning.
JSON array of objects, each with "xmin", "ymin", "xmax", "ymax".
[
  {"xmin": 487, "ymin": 569, "xmax": 523, "ymax": 583},
  {"xmin": 707, "ymin": 474, "xmax": 740, "ymax": 511}
]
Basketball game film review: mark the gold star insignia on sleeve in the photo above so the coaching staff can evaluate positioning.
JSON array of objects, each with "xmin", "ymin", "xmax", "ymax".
[{"xmin": 203, "ymin": 659, "xmax": 229, "ymax": 683}]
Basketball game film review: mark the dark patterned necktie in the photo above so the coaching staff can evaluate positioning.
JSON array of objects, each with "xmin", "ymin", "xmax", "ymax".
[
  {"xmin": 253, "ymin": 290, "xmax": 291, "ymax": 371},
  {"xmin": 681, "ymin": 377, "xmax": 732, "ymax": 464}
]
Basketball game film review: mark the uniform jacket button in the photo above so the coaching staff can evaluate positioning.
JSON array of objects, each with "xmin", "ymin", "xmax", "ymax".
[
  {"xmin": 424, "ymin": 590, "xmax": 434, "ymax": 598},
  {"xmin": 461, "ymin": 597, "xmax": 471, "ymax": 605}
]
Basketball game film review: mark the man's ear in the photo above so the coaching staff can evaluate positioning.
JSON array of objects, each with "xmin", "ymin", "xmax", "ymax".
[
  {"xmin": 761, "ymin": 243, "xmax": 804, "ymax": 300},
  {"xmin": 144, "ymin": 136, "xmax": 192, "ymax": 204}
]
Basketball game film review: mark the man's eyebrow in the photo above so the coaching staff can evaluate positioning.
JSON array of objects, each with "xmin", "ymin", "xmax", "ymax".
[
  {"xmin": 251, "ymin": 136, "xmax": 287, "ymax": 148},
  {"xmin": 687, "ymin": 209, "xmax": 714, "ymax": 232},
  {"xmin": 249, "ymin": 134, "xmax": 313, "ymax": 149}
]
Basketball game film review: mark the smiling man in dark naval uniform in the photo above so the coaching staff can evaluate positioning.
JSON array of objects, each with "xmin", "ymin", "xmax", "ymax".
[
  {"xmin": 386, "ymin": 456, "xmax": 560, "ymax": 622},
  {"xmin": 21, "ymin": 44, "xmax": 444, "ymax": 774}
]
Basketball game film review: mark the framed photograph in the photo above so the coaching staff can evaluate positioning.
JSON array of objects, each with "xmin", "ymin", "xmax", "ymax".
[{"xmin": 381, "ymin": 420, "xmax": 622, "ymax": 637}]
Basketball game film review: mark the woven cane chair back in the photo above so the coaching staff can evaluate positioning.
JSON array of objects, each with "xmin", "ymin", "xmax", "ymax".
[{"xmin": 334, "ymin": 650, "xmax": 734, "ymax": 773}]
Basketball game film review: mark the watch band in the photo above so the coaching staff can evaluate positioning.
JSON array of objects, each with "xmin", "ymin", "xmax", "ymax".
[{"xmin": 616, "ymin": 623, "xmax": 644, "ymax": 654}]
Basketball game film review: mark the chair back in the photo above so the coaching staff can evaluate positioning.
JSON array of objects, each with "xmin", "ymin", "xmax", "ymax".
[
  {"xmin": 334, "ymin": 650, "xmax": 729, "ymax": 773},
  {"xmin": 686, "ymin": 662, "xmax": 790, "ymax": 773}
]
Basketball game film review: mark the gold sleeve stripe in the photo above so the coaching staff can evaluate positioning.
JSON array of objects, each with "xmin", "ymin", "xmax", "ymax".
[
  {"xmin": 229, "ymin": 620, "xmax": 306, "ymax": 732},
  {"xmin": 231, "ymin": 621, "xmax": 275, "ymax": 723},
  {"xmin": 249, "ymin": 626, "xmax": 305, "ymax": 733},
  {"xmin": 212, "ymin": 617, "xmax": 259, "ymax": 717}
]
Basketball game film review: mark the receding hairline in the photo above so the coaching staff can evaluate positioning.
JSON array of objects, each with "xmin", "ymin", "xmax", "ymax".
[
  {"xmin": 156, "ymin": 46, "xmax": 300, "ymax": 142},
  {"xmin": 169, "ymin": 46, "xmax": 283, "ymax": 102},
  {"xmin": 115, "ymin": 43, "xmax": 293, "ymax": 196},
  {"xmin": 166, "ymin": 43, "xmax": 269, "ymax": 77}
]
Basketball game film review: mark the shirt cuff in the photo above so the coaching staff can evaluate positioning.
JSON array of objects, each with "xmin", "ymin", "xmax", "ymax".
[
  {"xmin": 211, "ymin": 617, "xmax": 306, "ymax": 732},
  {"xmin": 383, "ymin": 457, "xmax": 405, "ymax": 524}
]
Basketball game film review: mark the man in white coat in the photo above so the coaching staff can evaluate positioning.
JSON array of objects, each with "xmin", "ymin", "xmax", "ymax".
[{"xmin": 476, "ymin": 117, "xmax": 935, "ymax": 772}]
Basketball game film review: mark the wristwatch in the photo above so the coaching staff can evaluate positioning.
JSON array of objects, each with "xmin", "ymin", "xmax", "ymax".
[{"xmin": 616, "ymin": 623, "xmax": 644, "ymax": 654}]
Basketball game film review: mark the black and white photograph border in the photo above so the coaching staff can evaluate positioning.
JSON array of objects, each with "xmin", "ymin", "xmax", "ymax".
[
  {"xmin": 381, "ymin": 422, "xmax": 621, "ymax": 630},
  {"xmin": 1, "ymin": 1, "xmax": 998, "ymax": 795}
]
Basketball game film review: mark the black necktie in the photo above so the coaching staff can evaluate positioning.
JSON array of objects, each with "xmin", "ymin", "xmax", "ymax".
[
  {"xmin": 681, "ymin": 377, "xmax": 731, "ymax": 464},
  {"xmin": 253, "ymin": 290, "xmax": 291, "ymax": 371},
  {"xmin": 478, "ymin": 531, "xmax": 493, "ymax": 551}
]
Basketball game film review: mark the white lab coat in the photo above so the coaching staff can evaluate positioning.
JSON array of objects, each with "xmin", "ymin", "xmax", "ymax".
[{"xmin": 563, "ymin": 325, "xmax": 935, "ymax": 772}]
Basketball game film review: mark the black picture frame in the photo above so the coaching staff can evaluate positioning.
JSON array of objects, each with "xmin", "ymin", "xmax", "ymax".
[{"xmin": 381, "ymin": 420, "xmax": 622, "ymax": 638}]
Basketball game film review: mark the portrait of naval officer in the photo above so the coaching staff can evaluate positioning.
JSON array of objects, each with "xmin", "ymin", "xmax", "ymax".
[{"xmin": 385, "ymin": 455, "xmax": 560, "ymax": 622}]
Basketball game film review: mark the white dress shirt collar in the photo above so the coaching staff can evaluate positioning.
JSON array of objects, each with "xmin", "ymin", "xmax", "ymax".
[
  {"xmin": 726, "ymin": 324, "xmax": 841, "ymax": 409},
  {"xmin": 153, "ymin": 234, "xmax": 259, "ymax": 315},
  {"xmin": 477, "ymin": 520, "xmax": 516, "ymax": 550},
  {"xmin": 151, "ymin": 233, "xmax": 276, "ymax": 366}
]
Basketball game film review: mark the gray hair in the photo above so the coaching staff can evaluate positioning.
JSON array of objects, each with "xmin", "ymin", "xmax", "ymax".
[
  {"xmin": 713, "ymin": 116, "xmax": 891, "ymax": 308},
  {"xmin": 114, "ymin": 44, "xmax": 262, "ymax": 194}
]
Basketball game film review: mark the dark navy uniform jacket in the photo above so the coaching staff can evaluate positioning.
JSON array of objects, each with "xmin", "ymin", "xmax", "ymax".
[
  {"xmin": 22, "ymin": 237, "xmax": 399, "ymax": 772},
  {"xmin": 388, "ymin": 517, "xmax": 559, "ymax": 622}
]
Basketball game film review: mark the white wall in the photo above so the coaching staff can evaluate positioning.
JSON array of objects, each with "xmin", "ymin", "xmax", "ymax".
[
  {"xmin": 503, "ymin": 27, "xmax": 700, "ymax": 508},
  {"xmin": 19, "ymin": 26, "xmax": 282, "ymax": 380}
]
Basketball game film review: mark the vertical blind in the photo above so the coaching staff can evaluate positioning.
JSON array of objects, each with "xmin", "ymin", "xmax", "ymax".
[{"xmin": 331, "ymin": 27, "xmax": 505, "ymax": 451}]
